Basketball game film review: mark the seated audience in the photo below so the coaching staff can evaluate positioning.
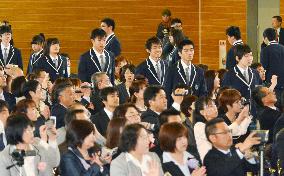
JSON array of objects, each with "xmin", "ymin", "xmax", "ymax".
[
  {"xmin": 0, "ymin": 100, "xmax": 9, "ymax": 151},
  {"xmin": 10, "ymin": 75, "xmax": 26, "ymax": 104},
  {"xmin": 110, "ymin": 123, "xmax": 163, "ymax": 176},
  {"xmin": 159, "ymin": 122, "xmax": 206, "ymax": 176},
  {"xmin": 204, "ymin": 118, "xmax": 260, "ymax": 176},
  {"xmin": 205, "ymin": 70, "xmax": 220, "ymax": 100},
  {"xmin": 117, "ymin": 64, "xmax": 135, "ymax": 104},
  {"xmin": 114, "ymin": 56, "xmax": 129, "ymax": 85},
  {"xmin": 129, "ymin": 79, "xmax": 148, "ymax": 113},
  {"xmin": 0, "ymin": 66, "xmax": 15, "ymax": 111}
]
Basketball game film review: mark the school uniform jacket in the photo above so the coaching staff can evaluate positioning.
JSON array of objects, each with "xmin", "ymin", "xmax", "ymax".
[
  {"xmin": 34, "ymin": 55, "xmax": 68, "ymax": 82},
  {"xmin": 78, "ymin": 48, "xmax": 115, "ymax": 84},
  {"xmin": 163, "ymin": 60, "xmax": 207, "ymax": 99},
  {"xmin": 135, "ymin": 58, "xmax": 168, "ymax": 86},
  {"xmin": 0, "ymin": 45, "xmax": 23, "ymax": 69},
  {"xmin": 105, "ymin": 33, "xmax": 121, "ymax": 57},
  {"xmin": 26, "ymin": 50, "xmax": 44, "ymax": 74}
]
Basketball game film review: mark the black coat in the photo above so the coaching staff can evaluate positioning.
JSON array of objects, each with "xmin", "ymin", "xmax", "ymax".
[
  {"xmin": 51, "ymin": 103, "xmax": 67, "ymax": 129},
  {"xmin": 78, "ymin": 49, "xmax": 115, "ymax": 84},
  {"xmin": 0, "ymin": 45, "xmax": 23, "ymax": 69},
  {"xmin": 116, "ymin": 83, "xmax": 129, "ymax": 104},
  {"xmin": 279, "ymin": 28, "xmax": 284, "ymax": 46},
  {"xmin": 204, "ymin": 147, "xmax": 259, "ymax": 176},
  {"xmin": 3, "ymin": 91, "xmax": 15, "ymax": 112},
  {"xmin": 34, "ymin": 55, "xmax": 68, "ymax": 82},
  {"xmin": 105, "ymin": 34, "xmax": 121, "ymax": 57},
  {"xmin": 91, "ymin": 109, "xmax": 110, "ymax": 137},
  {"xmin": 26, "ymin": 50, "xmax": 44, "ymax": 74},
  {"xmin": 90, "ymin": 89, "xmax": 104, "ymax": 115}
]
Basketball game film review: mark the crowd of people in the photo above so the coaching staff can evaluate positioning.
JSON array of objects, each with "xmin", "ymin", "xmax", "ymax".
[{"xmin": 0, "ymin": 9, "xmax": 284, "ymax": 176}]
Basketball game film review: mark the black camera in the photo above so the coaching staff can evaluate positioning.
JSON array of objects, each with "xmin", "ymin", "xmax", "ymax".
[
  {"xmin": 10, "ymin": 150, "xmax": 36, "ymax": 167},
  {"xmin": 241, "ymin": 97, "xmax": 250, "ymax": 106}
]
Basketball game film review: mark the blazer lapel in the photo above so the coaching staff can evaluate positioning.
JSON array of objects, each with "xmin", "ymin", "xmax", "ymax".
[
  {"xmin": 160, "ymin": 61, "xmax": 167, "ymax": 85},
  {"xmin": 0, "ymin": 48, "xmax": 4, "ymax": 67},
  {"xmin": 177, "ymin": 61, "xmax": 187, "ymax": 85},
  {"xmin": 89, "ymin": 48, "xmax": 103, "ymax": 71},
  {"xmin": 146, "ymin": 58, "xmax": 160, "ymax": 84},
  {"xmin": 103, "ymin": 50, "xmax": 111, "ymax": 72},
  {"xmin": 5, "ymin": 45, "xmax": 14, "ymax": 65},
  {"xmin": 105, "ymin": 34, "xmax": 115, "ymax": 47},
  {"xmin": 188, "ymin": 64, "xmax": 196, "ymax": 87},
  {"xmin": 233, "ymin": 66, "xmax": 250, "ymax": 87},
  {"xmin": 32, "ymin": 50, "xmax": 44, "ymax": 65},
  {"xmin": 46, "ymin": 56, "xmax": 59, "ymax": 72}
]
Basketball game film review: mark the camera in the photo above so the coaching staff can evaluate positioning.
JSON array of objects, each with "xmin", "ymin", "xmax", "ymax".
[
  {"xmin": 9, "ymin": 150, "xmax": 36, "ymax": 167},
  {"xmin": 241, "ymin": 97, "xmax": 250, "ymax": 106},
  {"xmin": 252, "ymin": 130, "xmax": 269, "ymax": 144}
]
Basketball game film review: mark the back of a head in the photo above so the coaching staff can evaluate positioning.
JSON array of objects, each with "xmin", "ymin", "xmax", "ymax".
[
  {"xmin": 11, "ymin": 76, "xmax": 27, "ymax": 98},
  {"xmin": 159, "ymin": 109, "xmax": 181, "ymax": 126},
  {"xmin": 250, "ymin": 63, "xmax": 262, "ymax": 70},
  {"xmin": 64, "ymin": 109, "xmax": 85, "ymax": 127},
  {"xmin": 171, "ymin": 18, "xmax": 182, "ymax": 26},
  {"xmin": 251, "ymin": 86, "xmax": 266, "ymax": 107},
  {"xmin": 226, "ymin": 26, "xmax": 241, "ymax": 40},
  {"xmin": 105, "ymin": 118, "xmax": 127, "ymax": 149},
  {"xmin": 263, "ymin": 28, "xmax": 277, "ymax": 41},
  {"xmin": 180, "ymin": 95, "xmax": 197, "ymax": 117},
  {"xmin": 22, "ymin": 80, "xmax": 40, "ymax": 99}
]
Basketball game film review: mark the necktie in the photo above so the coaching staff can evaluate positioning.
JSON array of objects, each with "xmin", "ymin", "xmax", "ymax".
[
  {"xmin": 243, "ymin": 70, "xmax": 249, "ymax": 83},
  {"xmin": 99, "ymin": 54, "xmax": 105, "ymax": 71},
  {"xmin": 185, "ymin": 66, "xmax": 191, "ymax": 84},
  {"xmin": 53, "ymin": 58, "xmax": 58, "ymax": 69},
  {"xmin": 226, "ymin": 151, "xmax": 232, "ymax": 157},
  {"xmin": 276, "ymin": 30, "xmax": 279, "ymax": 42},
  {"xmin": 3, "ymin": 48, "xmax": 8, "ymax": 64},
  {"xmin": 155, "ymin": 62, "xmax": 161, "ymax": 82}
]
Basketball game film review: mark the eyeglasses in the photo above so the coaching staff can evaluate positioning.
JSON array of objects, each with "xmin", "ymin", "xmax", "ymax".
[
  {"xmin": 212, "ymin": 129, "xmax": 232, "ymax": 135},
  {"xmin": 125, "ymin": 113, "xmax": 141, "ymax": 119}
]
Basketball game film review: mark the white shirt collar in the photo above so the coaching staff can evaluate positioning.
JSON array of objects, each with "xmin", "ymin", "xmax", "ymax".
[
  {"xmin": 1, "ymin": 42, "xmax": 10, "ymax": 51},
  {"xmin": 0, "ymin": 120, "xmax": 4, "ymax": 134},
  {"xmin": 181, "ymin": 60, "xmax": 191, "ymax": 70},
  {"xmin": 0, "ymin": 91, "xmax": 4, "ymax": 101},
  {"xmin": 233, "ymin": 39, "xmax": 243, "ymax": 45},
  {"xmin": 35, "ymin": 49, "xmax": 43, "ymax": 56},
  {"xmin": 93, "ymin": 47, "xmax": 105, "ymax": 59},
  {"xmin": 277, "ymin": 28, "xmax": 281, "ymax": 35},
  {"xmin": 217, "ymin": 148, "xmax": 231, "ymax": 154},
  {"xmin": 106, "ymin": 32, "xmax": 114, "ymax": 42},
  {"xmin": 237, "ymin": 65, "xmax": 248, "ymax": 74},
  {"xmin": 104, "ymin": 108, "xmax": 113, "ymax": 119},
  {"xmin": 125, "ymin": 152, "xmax": 152, "ymax": 176},
  {"xmin": 149, "ymin": 56, "xmax": 160, "ymax": 66},
  {"xmin": 268, "ymin": 106, "xmax": 277, "ymax": 110},
  {"xmin": 49, "ymin": 54, "xmax": 58, "ymax": 61}
]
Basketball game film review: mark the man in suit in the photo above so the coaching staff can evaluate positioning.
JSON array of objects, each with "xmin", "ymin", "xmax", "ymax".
[
  {"xmin": 78, "ymin": 28, "xmax": 115, "ymax": 84},
  {"xmin": 26, "ymin": 34, "xmax": 44, "ymax": 74},
  {"xmin": 272, "ymin": 15, "xmax": 284, "ymax": 45},
  {"xmin": 34, "ymin": 38, "xmax": 68, "ymax": 82},
  {"xmin": 100, "ymin": 18, "xmax": 121, "ymax": 57},
  {"xmin": 0, "ymin": 67, "xmax": 15, "ymax": 111},
  {"xmin": 164, "ymin": 39, "xmax": 207, "ymax": 102},
  {"xmin": 51, "ymin": 82, "xmax": 75, "ymax": 129},
  {"xmin": 91, "ymin": 87, "xmax": 119, "ymax": 137},
  {"xmin": 0, "ymin": 25, "xmax": 23, "ymax": 69},
  {"xmin": 204, "ymin": 118, "xmax": 260, "ymax": 176},
  {"xmin": 0, "ymin": 100, "xmax": 9, "ymax": 151},
  {"xmin": 135, "ymin": 36, "xmax": 168, "ymax": 86},
  {"xmin": 261, "ymin": 27, "xmax": 284, "ymax": 103},
  {"xmin": 225, "ymin": 26, "xmax": 243, "ymax": 69}
]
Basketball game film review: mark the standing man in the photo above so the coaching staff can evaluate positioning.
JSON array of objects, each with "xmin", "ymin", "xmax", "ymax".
[
  {"xmin": 164, "ymin": 39, "xmax": 207, "ymax": 100},
  {"xmin": 225, "ymin": 26, "xmax": 243, "ymax": 70},
  {"xmin": 0, "ymin": 26, "xmax": 23, "ymax": 69},
  {"xmin": 272, "ymin": 15, "xmax": 284, "ymax": 45},
  {"xmin": 156, "ymin": 9, "xmax": 172, "ymax": 42},
  {"xmin": 135, "ymin": 36, "xmax": 168, "ymax": 86},
  {"xmin": 101, "ymin": 18, "xmax": 121, "ymax": 57},
  {"xmin": 78, "ymin": 28, "xmax": 115, "ymax": 84}
]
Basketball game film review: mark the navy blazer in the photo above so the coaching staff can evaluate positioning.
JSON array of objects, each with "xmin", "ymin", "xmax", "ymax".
[
  {"xmin": 26, "ymin": 50, "xmax": 44, "ymax": 74},
  {"xmin": 222, "ymin": 66, "xmax": 262, "ymax": 100},
  {"xmin": 91, "ymin": 109, "xmax": 110, "ymax": 137},
  {"xmin": 226, "ymin": 40, "xmax": 243, "ymax": 70},
  {"xmin": 279, "ymin": 28, "xmax": 284, "ymax": 46},
  {"xmin": 78, "ymin": 49, "xmax": 115, "ymax": 84},
  {"xmin": 0, "ymin": 45, "xmax": 23, "ymax": 69},
  {"xmin": 260, "ymin": 42, "xmax": 284, "ymax": 90},
  {"xmin": 3, "ymin": 91, "xmax": 15, "ymax": 112},
  {"xmin": 105, "ymin": 34, "xmax": 121, "ymax": 57},
  {"xmin": 163, "ymin": 61, "xmax": 207, "ymax": 99},
  {"xmin": 51, "ymin": 103, "xmax": 67, "ymax": 129},
  {"xmin": 116, "ymin": 83, "xmax": 129, "ymax": 104},
  {"xmin": 135, "ymin": 58, "xmax": 168, "ymax": 86},
  {"xmin": 34, "ymin": 55, "xmax": 68, "ymax": 82}
]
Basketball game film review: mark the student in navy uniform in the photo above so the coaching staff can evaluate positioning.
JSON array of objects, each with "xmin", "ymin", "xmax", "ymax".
[
  {"xmin": 135, "ymin": 36, "xmax": 168, "ymax": 86},
  {"xmin": 222, "ymin": 44, "xmax": 262, "ymax": 103},
  {"xmin": 272, "ymin": 15, "xmax": 284, "ymax": 45},
  {"xmin": 34, "ymin": 38, "xmax": 68, "ymax": 82},
  {"xmin": 78, "ymin": 28, "xmax": 115, "ymax": 84},
  {"xmin": 164, "ymin": 39, "xmax": 207, "ymax": 101},
  {"xmin": 225, "ymin": 26, "xmax": 243, "ymax": 70},
  {"xmin": 100, "ymin": 18, "xmax": 121, "ymax": 57},
  {"xmin": 26, "ymin": 33, "xmax": 45, "ymax": 74},
  {"xmin": 0, "ymin": 67, "xmax": 15, "ymax": 112},
  {"xmin": 261, "ymin": 28, "xmax": 284, "ymax": 102},
  {"xmin": 0, "ymin": 25, "xmax": 23, "ymax": 69}
]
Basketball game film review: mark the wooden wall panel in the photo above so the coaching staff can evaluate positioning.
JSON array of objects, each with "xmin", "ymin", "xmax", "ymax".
[
  {"xmin": 281, "ymin": 0, "xmax": 284, "ymax": 18},
  {"xmin": 201, "ymin": 0, "xmax": 247, "ymax": 69},
  {"xmin": 0, "ymin": 0, "xmax": 198, "ymax": 73}
]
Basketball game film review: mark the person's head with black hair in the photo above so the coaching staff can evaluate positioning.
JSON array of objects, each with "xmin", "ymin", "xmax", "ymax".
[
  {"xmin": 51, "ymin": 81, "xmax": 75, "ymax": 106},
  {"xmin": 120, "ymin": 64, "xmax": 135, "ymax": 84},
  {"xmin": 205, "ymin": 70, "xmax": 220, "ymax": 99},
  {"xmin": 180, "ymin": 95, "xmax": 197, "ymax": 118},
  {"xmin": 22, "ymin": 80, "xmax": 42, "ymax": 102},
  {"xmin": 272, "ymin": 15, "xmax": 282, "ymax": 29},
  {"xmin": 101, "ymin": 17, "xmax": 115, "ymax": 35},
  {"xmin": 251, "ymin": 63, "xmax": 266, "ymax": 81},
  {"xmin": 129, "ymin": 80, "xmax": 148, "ymax": 104},
  {"xmin": 0, "ymin": 25, "xmax": 12, "ymax": 46},
  {"xmin": 252, "ymin": 86, "xmax": 277, "ymax": 108},
  {"xmin": 169, "ymin": 28, "xmax": 185, "ymax": 46},
  {"xmin": 31, "ymin": 33, "xmax": 45, "ymax": 53},
  {"xmin": 0, "ymin": 100, "xmax": 9, "ymax": 125},
  {"xmin": 43, "ymin": 38, "xmax": 60, "ymax": 56},
  {"xmin": 64, "ymin": 109, "xmax": 87, "ymax": 127},
  {"xmin": 90, "ymin": 28, "xmax": 106, "ymax": 53},
  {"xmin": 6, "ymin": 113, "xmax": 34, "ymax": 145},
  {"xmin": 14, "ymin": 99, "xmax": 38, "ymax": 122},
  {"xmin": 263, "ymin": 28, "xmax": 277, "ymax": 44},
  {"xmin": 161, "ymin": 9, "xmax": 171, "ymax": 23},
  {"xmin": 32, "ymin": 69, "xmax": 50, "ymax": 89},
  {"xmin": 226, "ymin": 26, "xmax": 241, "ymax": 45},
  {"xmin": 11, "ymin": 76, "xmax": 26, "ymax": 98},
  {"xmin": 159, "ymin": 109, "xmax": 181, "ymax": 126},
  {"xmin": 100, "ymin": 86, "xmax": 119, "ymax": 112},
  {"xmin": 178, "ymin": 39, "xmax": 195, "ymax": 65},
  {"xmin": 143, "ymin": 85, "xmax": 167, "ymax": 113},
  {"xmin": 171, "ymin": 18, "xmax": 182, "ymax": 30},
  {"xmin": 235, "ymin": 44, "xmax": 253, "ymax": 68},
  {"xmin": 145, "ymin": 36, "xmax": 162, "ymax": 62},
  {"xmin": 105, "ymin": 118, "xmax": 127, "ymax": 149},
  {"xmin": 193, "ymin": 96, "xmax": 218, "ymax": 124}
]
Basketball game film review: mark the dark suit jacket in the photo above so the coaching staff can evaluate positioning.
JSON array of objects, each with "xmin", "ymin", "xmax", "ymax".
[
  {"xmin": 78, "ymin": 49, "xmax": 115, "ymax": 84},
  {"xmin": 105, "ymin": 34, "xmax": 121, "ymax": 57},
  {"xmin": 141, "ymin": 109, "xmax": 160, "ymax": 127},
  {"xmin": 3, "ymin": 91, "xmax": 15, "ymax": 112},
  {"xmin": 91, "ymin": 109, "xmax": 110, "ymax": 137},
  {"xmin": 0, "ymin": 45, "xmax": 23, "ymax": 69},
  {"xmin": 204, "ymin": 147, "xmax": 259, "ymax": 176},
  {"xmin": 26, "ymin": 50, "xmax": 44, "ymax": 74},
  {"xmin": 260, "ymin": 42, "xmax": 284, "ymax": 90},
  {"xmin": 279, "ymin": 28, "xmax": 284, "ymax": 46},
  {"xmin": 51, "ymin": 103, "xmax": 67, "ymax": 129},
  {"xmin": 0, "ymin": 133, "xmax": 5, "ymax": 151},
  {"xmin": 34, "ymin": 55, "xmax": 68, "ymax": 82},
  {"xmin": 163, "ymin": 61, "xmax": 207, "ymax": 102},
  {"xmin": 90, "ymin": 89, "xmax": 104, "ymax": 115},
  {"xmin": 273, "ymin": 114, "xmax": 284, "ymax": 141},
  {"xmin": 116, "ymin": 83, "xmax": 129, "ymax": 104},
  {"xmin": 135, "ymin": 58, "xmax": 168, "ymax": 86},
  {"xmin": 226, "ymin": 40, "xmax": 243, "ymax": 70}
]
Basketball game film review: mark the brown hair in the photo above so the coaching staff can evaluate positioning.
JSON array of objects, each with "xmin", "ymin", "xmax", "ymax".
[
  {"xmin": 129, "ymin": 80, "xmax": 147, "ymax": 103},
  {"xmin": 113, "ymin": 103, "xmax": 139, "ymax": 119},
  {"xmin": 159, "ymin": 122, "xmax": 188, "ymax": 152},
  {"xmin": 70, "ymin": 78, "xmax": 81, "ymax": 88},
  {"xmin": 13, "ymin": 99, "xmax": 36, "ymax": 114},
  {"xmin": 218, "ymin": 89, "xmax": 242, "ymax": 113},
  {"xmin": 105, "ymin": 118, "xmax": 127, "ymax": 149}
]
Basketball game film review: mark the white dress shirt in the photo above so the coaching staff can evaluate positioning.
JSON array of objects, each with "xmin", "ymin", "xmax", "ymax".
[
  {"xmin": 194, "ymin": 122, "xmax": 212, "ymax": 162},
  {"xmin": 104, "ymin": 108, "xmax": 113, "ymax": 120}
]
